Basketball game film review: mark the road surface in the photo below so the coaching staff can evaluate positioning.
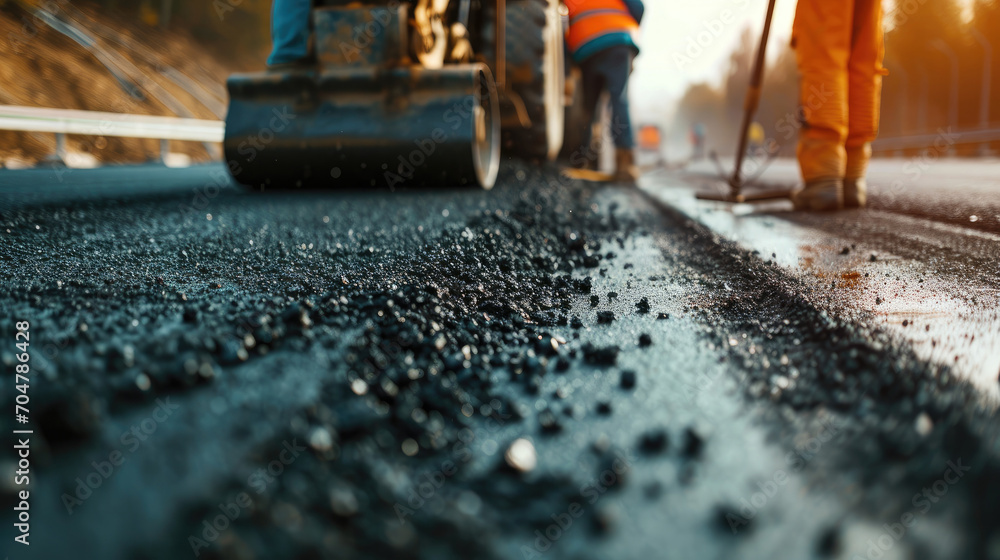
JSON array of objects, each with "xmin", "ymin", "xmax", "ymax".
[{"xmin": 1, "ymin": 159, "xmax": 998, "ymax": 560}]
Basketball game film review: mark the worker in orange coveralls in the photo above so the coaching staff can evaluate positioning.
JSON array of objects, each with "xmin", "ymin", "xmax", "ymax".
[{"xmin": 790, "ymin": 0, "xmax": 887, "ymax": 211}]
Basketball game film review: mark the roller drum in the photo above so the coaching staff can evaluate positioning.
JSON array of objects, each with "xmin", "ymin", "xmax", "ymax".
[{"xmin": 224, "ymin": 64, "xmax": 500, "ymax": 190}]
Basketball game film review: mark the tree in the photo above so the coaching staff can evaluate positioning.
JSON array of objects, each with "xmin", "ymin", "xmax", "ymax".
[{"xmin": 673, "ymin": 0, "xmax": 998, "ymax": 156}]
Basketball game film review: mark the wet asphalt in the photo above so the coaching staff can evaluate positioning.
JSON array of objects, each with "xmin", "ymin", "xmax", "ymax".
[
  {"xmin": 1, "ymin": 160, "xmax": 999, "ymax": 560},
  {"xmin": 688, "ymin": 158, "xmax": 1000, "ymax": 235},
  {"xmin": 655, "ymin": 160, "xmax": 1000, "ymax": 395}
]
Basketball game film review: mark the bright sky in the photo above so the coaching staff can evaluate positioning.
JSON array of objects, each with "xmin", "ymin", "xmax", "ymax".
[
  {"xmin": 628, "ymin": 0, "xmax": 977, "ymax": 124},
  {"xmin": 629, "ymin": 0, "xmax": 797, "ymax": 123}
]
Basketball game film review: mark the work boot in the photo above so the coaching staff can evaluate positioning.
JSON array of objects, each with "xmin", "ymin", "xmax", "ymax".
[
  {"xmin": 614, "ymin": 148, "xmax": 640, "ymax": 184},
  {"xmin": 843, "ymin": 177, "xmax": 867, "ymax": 208},
  {"xmin": 791, "ymin": 177, "xmax": 843, "ymax": 211},
  {"xmin": 572, "ymin": 152, "xmax": 596, "ymax": 171}
]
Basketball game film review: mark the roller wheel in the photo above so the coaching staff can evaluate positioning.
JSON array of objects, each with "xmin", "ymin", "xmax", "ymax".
[{"xmin": 499, "ymin": 0, "xmax": 565, "ymax": 161}]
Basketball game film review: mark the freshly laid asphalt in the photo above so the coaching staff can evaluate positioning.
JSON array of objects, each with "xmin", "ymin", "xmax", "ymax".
[
  {"xmin": 1, "ymin": 159, "xmax": 998, "ymax": 560},
  {"xmin": 661, "ymin": 158, "xmax": 1000, "ymax": 396}
]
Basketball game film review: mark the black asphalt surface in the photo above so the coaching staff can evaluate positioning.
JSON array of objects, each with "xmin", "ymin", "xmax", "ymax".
[{"xmin": 1, "ymin": 161, "xmax": 999, "ymax": 560}]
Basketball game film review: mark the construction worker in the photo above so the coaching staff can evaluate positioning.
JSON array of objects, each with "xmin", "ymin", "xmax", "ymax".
[
  {"xmin": 565, "ymin": 0, "xmax": 644, "ymax": 183},
  {"xmin": 747, "ymin": 121, "xmax": 765, "ymax": 158},
  {"xmin": 267, "ymin": 0, "xmax": 312, "ymax": 68},
  {"xmin": 690, "ymin": 123, "xmax": 706, "ymax": 161},
  {"xmin": 790, "ymin": 0, "xmax": 886, "ymax": 211}
]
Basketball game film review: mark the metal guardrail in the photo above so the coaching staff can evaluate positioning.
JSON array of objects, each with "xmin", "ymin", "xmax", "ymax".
[
  {"xmin": 0, "ymin": 105, "xmax": 224, "ymax": 165},
  {"xmin": 0, "ymin": 105, "xmax": 224, "ymax": 142},
  {"xmin": 872, "ymin": 126, "xmax": 1000, "ymax": 153}
]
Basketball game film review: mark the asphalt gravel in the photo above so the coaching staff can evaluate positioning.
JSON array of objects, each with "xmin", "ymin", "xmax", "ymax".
[{"xmin": 1, "ymin": 161, "xmax": 998, "ymax": 560}]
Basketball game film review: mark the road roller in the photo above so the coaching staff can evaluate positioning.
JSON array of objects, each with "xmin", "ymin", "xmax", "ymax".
[{"xmin": 224, "ymin": 0, "xmax": 566, "ymax": 190}]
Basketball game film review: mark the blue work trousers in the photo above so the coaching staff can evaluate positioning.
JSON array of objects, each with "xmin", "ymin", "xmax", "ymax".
[
  {"xmin": 581, "ymin": 45, "xmax": 636, "ymax": 150},
  {"xmin": 267, "ymin": 0, "xmax": 311, "ymax": 65}
]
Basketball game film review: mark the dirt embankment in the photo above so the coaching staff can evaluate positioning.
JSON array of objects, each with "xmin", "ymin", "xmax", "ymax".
[{"xmin": 0, "ymin": 1, "xmax": 264, "ymax": 167}]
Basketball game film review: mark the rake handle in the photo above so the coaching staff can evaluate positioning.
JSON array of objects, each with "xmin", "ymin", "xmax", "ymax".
[{"xmin": 730, "ymin": 0, "xmax": 777, "ymax": 196}]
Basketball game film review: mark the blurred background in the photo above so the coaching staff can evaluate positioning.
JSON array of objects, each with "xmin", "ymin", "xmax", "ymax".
[
  {"xmin": 0, "ymin": 0, "xmax": 268, "ymax": 166},
  {"xmin": 1, "ymin": 0, "xmax": 998, "ymax": 165},
  {"xmin": 640, "ymin": 0, "xmax": 1000, "ymax": 159}
]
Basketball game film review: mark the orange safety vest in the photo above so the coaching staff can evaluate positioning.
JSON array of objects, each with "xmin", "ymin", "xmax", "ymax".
[{"xmin": 565, "ymin": 0, "xmax": 640, "ymax": 59}]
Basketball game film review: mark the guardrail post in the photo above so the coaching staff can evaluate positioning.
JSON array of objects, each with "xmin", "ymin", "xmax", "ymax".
[
  {"xmin": 917, "ymin": 68, "xmax": 929, "ymax": 136},
  {"xmin": 889, "ymin": 62, "xmax": 909, "ymax": 158},
  {"xmin": 42, "ymin": 132, "xmax": 68, "ymax": 167},
  {"xmin": 56, "ymin": 133, "xmax": 67, "ymax": 161},
  {"xmin": 932, "ymin": 40, "xmax": 960, "ymax": 156},
  {"xmin": 973, "ymin": 29, "xmax": 993, "ymax": 157},
  {"xmin": 0, "ymin": 105, "xmax": 226, "ymax": 168},
  {"xmin": 160, "ymin": 0, "xmax": 173, "ymax": 29}
]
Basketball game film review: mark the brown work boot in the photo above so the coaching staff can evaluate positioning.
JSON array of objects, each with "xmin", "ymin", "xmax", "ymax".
[
  {"xmin": 843, "ymin": 177, "xmax": 867, "ymax": 208},
  {"xmin": 572, "ymin": 154, "xmax": 596, "ymax": 171},
  {"xmin": 791, "ymin": 177, "xmax": 844, "ymax": 211},
  {"xmin": 614, "ymin": 148, "xmax": 640, "ymax": 184}
]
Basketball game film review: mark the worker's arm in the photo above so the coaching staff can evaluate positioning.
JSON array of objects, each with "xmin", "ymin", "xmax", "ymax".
[{"xmin": 623, "ymin": 0, "xmax": 644, "ymax": 25}]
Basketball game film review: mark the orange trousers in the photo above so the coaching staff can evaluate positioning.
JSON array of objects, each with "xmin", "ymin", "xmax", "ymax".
[{"xmin": 792, "ymin": 0, "xmax": 886, "ymax": 182}]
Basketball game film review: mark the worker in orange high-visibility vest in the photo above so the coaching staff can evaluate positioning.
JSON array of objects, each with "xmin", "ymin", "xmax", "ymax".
[
  {"xmin": 565, "ymin": 0, "xmax": 644, "ymax": 183},
  {"xmin": 790, "ymin": 0, "xmax": 887, "ymax": 211}
]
